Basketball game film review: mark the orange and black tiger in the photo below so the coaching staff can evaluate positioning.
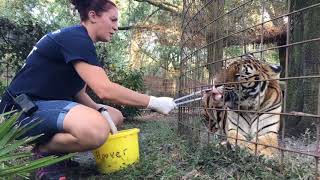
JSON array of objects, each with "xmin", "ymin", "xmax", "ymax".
[{"xmin": 202, "ymin": 55, "xmax": 282, "ymax": 156}]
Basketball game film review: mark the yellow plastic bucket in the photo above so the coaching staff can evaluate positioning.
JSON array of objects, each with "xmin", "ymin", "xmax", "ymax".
[{"xmin": 92, "ymin": 128, "xmax": 140, "ymax": 174}]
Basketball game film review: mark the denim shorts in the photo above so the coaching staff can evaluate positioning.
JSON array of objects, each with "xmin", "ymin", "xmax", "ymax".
[{"xmin": 17, "ymin": 100, "xmax": 79, "ymax": 143}]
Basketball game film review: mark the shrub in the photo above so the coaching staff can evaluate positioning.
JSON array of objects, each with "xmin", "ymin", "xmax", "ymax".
[
  {"xmin": 86, "ymin": 67, "xmax": 145, "ymax": 119},
  {"xmin": 0, "ymin": 111, "xmax": 74, "ymax": 179},
  {"xmin": 107, "ymin": 68, "xmax": 145, "ymax": 119},
  {"xmin": 0, "ymin": 81, "xmax": 5, "ymax": 96}
]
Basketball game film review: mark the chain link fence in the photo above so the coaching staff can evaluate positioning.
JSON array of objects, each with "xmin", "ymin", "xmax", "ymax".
[{"xmin": 178, "ymin": 0, "xmax": 320, "ymax": 177}]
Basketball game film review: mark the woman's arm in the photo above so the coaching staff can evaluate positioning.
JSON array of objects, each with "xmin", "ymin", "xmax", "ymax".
[
  {"xmin": 74, "ymin": 85, "xmax": 101, "ymax": 110},
  {"xmin": 73, "ymin": 61, "xmax": 150, "ymax": 107}
]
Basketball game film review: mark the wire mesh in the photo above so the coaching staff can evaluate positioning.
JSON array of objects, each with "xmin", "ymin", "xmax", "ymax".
[{"xmin": 179, "ymin": 0, "xmax": 320, "ymax": 177}]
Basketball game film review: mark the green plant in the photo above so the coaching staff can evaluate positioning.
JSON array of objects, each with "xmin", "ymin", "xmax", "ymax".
[
  {"xmin": 83, "ymin": 34, "xmax": 146, "ymax": 120},
  {"xmin": 0, "ymin": 111, "xmax": 75, "ymax": 179},
  {"xmin": 86, "ymin": 64, "xmax": 146, "ymax": 119},
  {"xmin": 108, "ymin": 68, "xmax": 146, "ymax": 119},
  {"xmin": 100, "ymin": 118, "xmax": 316, "ymax": 179},
  {"xmin": 0, "ymin": 80, "xmax": 6, "ymax": 96}
]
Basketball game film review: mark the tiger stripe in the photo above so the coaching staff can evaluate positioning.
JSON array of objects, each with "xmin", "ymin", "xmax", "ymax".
[{"xmin": 202, "ymin": 55, "xmax": 282, "ymax": 157}]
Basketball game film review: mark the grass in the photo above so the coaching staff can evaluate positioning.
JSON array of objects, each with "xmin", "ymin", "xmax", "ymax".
[
  {"xmin": 102, "ymin": 118, "xmax": 186, "ymax": 179},
  {"xmin": 75, "ymin": 114, "xmax": 315, "ymax": 180}
]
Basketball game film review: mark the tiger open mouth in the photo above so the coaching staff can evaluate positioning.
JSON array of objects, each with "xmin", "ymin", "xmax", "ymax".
[{"xmin": 213, "ymin": 85, "xmax": 240, "ymax": 109}]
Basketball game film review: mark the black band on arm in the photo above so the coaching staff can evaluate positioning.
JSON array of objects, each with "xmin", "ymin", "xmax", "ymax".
[{"xmin": 98, "ymin": 107, "xmax": 107, "ymax": 113}]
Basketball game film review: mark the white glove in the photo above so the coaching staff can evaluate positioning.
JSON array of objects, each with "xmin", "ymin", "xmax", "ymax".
[{"xmin": 147, "ymin": 96, "xmax": 177, "ymax": 114}]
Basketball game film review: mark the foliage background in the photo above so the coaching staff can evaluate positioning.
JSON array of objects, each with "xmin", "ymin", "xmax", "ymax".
[{"xmin": 0, "ymin": 0, "xmax": 182, "ymax": 117}]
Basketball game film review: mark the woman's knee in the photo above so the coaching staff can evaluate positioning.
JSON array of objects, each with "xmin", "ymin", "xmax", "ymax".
[
  {"xmin": 63, "ymin": 105, "xmax": 110, "ymax": 149},
  {"xmin": 81, "ymin": 122, "xmax": 110, "ymax": 149},
  {"xmin": 106, "ymin": 106, "xmax": 124, "ymax": 127}
]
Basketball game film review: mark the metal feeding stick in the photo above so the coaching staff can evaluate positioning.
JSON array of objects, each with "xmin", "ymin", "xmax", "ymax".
[
  {"xmin": 175, "ymin": 97, "xmax": 202, "ymax": 106},
  {"xmin": 103, "ymin": 88, "xmax": 211, "ymax": 134},
  {"xmin": 174, "ymin": 89, "xmax": 210, "ymax": 107}
]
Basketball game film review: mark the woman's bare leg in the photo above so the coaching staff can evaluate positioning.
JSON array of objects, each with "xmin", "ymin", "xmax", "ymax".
[{"xmin": 38, "ymin": 104, "xmax": 123, "ymax": 153}]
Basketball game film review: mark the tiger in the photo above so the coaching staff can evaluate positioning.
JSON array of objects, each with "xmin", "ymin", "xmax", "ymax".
[{"xmin": 202, "ymin": 54, "xmax": 282, "ymax": 157}]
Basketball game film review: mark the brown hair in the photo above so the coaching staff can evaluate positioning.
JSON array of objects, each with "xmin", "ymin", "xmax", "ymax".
[{"xmin": 70, "ymin": 0, "xmax": 117, "ymax": 21}]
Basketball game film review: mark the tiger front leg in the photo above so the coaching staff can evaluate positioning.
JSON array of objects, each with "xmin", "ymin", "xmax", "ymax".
[
  {"xmin": 226, "ymin": 130, "xmax": 248, "ymax": 149},
  {"xmin": 255, "ymin": 133, "xmax": 279, "ymax": 157}
]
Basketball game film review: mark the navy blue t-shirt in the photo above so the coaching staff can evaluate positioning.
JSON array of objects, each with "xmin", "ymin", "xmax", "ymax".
[{"xmin": 1, "ymin": 25, "xmax": 100, "ymax": 109}]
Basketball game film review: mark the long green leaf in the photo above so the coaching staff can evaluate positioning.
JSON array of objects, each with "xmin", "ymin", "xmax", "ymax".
[
  {"xmin": 0, "ymin": 135, "xmax": 41, "ymax": 156},
  {"xmin": 17, "ymin": 154, "xmax": 76, "ymax": 174},
  {"xmin": 0, "ymin": 125, "xmax": 18, "ymax": 147},
  {"xmin": 0, "ymin": 153, "xmax": 75, "ymax": 176},
  {"xmin": 16, "ymin": 172, "xmax": 30, "ymax": 179},
  {"xmin": 0, "ymin": 156, "xmax": 57, "ymax": 176},
  {"xmin": 0, "ymin": 112, "xmax": 20, "ymax": 138},
  {"xmin": 0, "ymin": 152, "xmax": 31, "ymax": 163},
  {"xmin": 0, "ymin": 111, "xmax": 18, "ymax": 120},
  {"xmin": 14, "ymin": 117, "xmax": 43, "ymax": 140}
]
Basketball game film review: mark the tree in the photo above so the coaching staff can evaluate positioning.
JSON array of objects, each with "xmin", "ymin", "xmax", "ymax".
[
  {"xmin": 285, "ymin": 0, "xmax": 320, "ymax": 136},
  {"xmin": 0, "ymin": 0, "xmax": 76, "ymax": 82},
  {"xmin": 0, "ymin": 0, "xmax": 183, "ymax": 95},
  {"xmin": 0, "ymin": 17, "xmax": 46, "ymax": 81},
  {"xmin": 205, "ymin": 0, "xmax": 225, "ymax": 81},
  {"xmin": 133, "ymin": 0, "xmax": 181, "ymax": 15},
  {"xmin": 124, "ymin": 0, "xmax": 182, "ymax": 77}
]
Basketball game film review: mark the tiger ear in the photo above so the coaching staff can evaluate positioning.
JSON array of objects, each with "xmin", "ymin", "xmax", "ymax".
[
  {"xmin": 269, "ymin": 64, "xmax": 282, "ymax": 74},
  {"xmin": 266, "ymin": 64, "xmax": 282, "ymax": 79},
  {"xmin": 243, "ymin": 53, "xmax": 255, "ymax": 60}
]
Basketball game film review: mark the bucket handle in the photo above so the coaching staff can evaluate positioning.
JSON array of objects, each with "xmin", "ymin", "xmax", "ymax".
[{"xmin": 101, "ymin": 110, "xmax": 118, "ymax": 134}]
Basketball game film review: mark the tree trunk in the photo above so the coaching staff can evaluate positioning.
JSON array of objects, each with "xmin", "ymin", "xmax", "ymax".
[
  {"xmin": 206, "ymin": 0, "xmax": 224, "ymax": 82},
  {"xmin": 130, "ymin": 31, "xmax": 144, "ymax": 69},
  {"xmin": 285, "ymin": 0, "xmax": 320, "ymax": 136}
]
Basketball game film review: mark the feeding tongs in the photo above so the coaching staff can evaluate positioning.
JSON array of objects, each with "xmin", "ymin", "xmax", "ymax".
[
  {"xmin": 174, "ymin": 89, "xmax": 211, "ymax": 107},
  {"xmin": 100, "ymin": 110, "xmax": 118, "ymax": 134}
]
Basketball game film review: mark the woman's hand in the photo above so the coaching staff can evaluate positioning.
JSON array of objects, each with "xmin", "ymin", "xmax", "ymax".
[{"xmin": 147, "ymin": 96, "xmax": 177, "ymax": 115}]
